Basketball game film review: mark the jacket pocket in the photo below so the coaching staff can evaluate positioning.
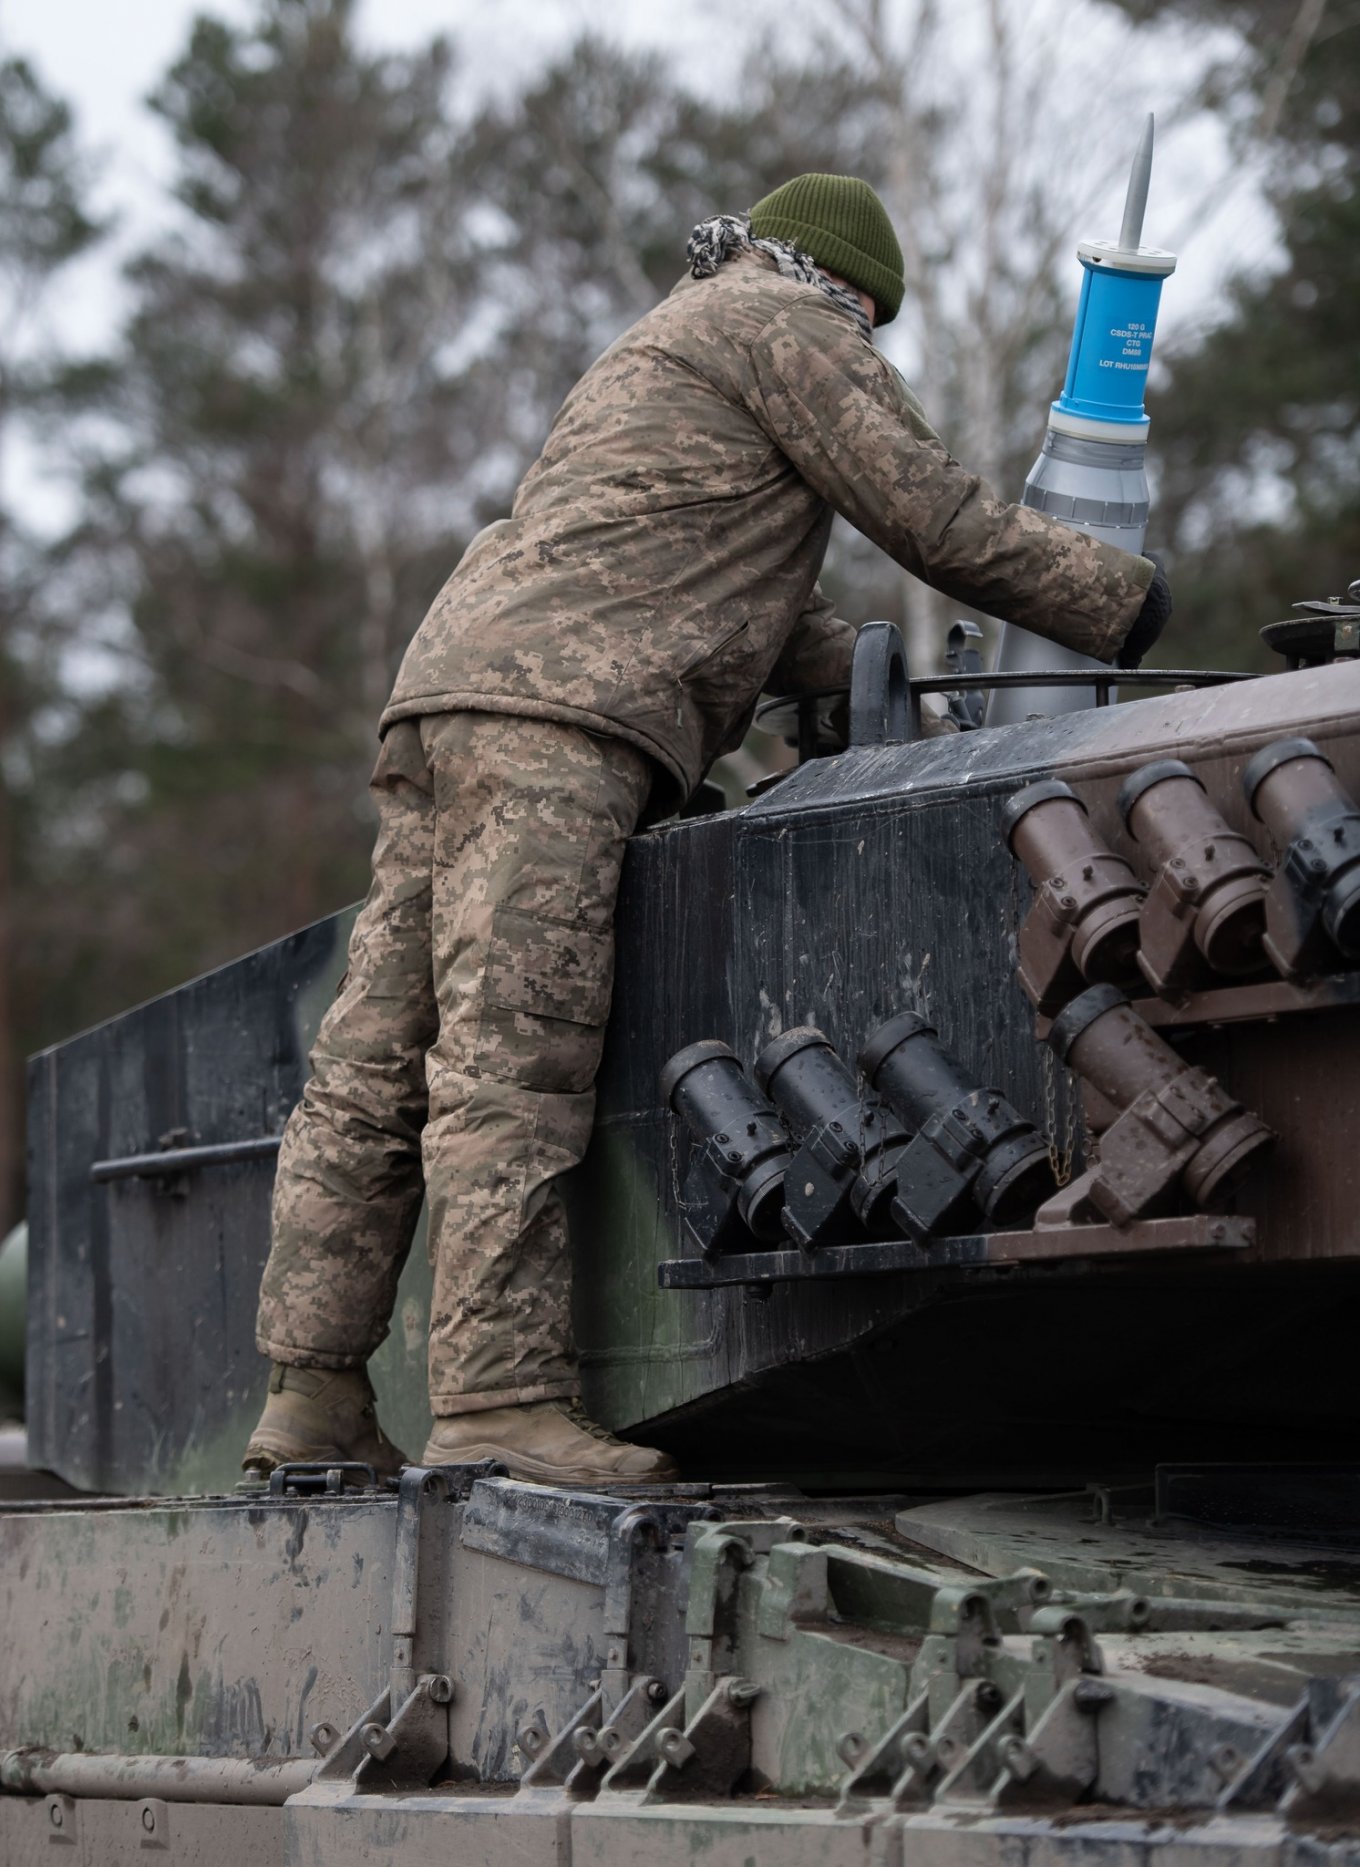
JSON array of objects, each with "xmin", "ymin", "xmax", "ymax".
[{"xmin": 677, "ymin": 619, "xmax": 750, "ymax": 682}]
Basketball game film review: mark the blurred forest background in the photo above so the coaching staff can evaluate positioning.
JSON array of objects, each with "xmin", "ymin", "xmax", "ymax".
[{"xmin": 1, "ymin": 0, "xmax": 1356, "ymax": 1231}]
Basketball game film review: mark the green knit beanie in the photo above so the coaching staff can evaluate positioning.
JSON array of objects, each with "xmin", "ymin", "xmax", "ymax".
[{"xmin": 749, "ymin": 174, "xmax": 905, "ymax": 325}]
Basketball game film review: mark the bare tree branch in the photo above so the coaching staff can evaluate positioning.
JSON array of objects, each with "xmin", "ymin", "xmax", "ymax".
[{"xmin": 1258, "ymin": 0, "xmax": 1328, "ymax": 142}]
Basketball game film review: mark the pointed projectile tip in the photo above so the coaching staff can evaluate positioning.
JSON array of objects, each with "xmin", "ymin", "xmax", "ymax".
[{"xmin": 1118, "ymin": 113, "xmax": 1156, "ymax": 251}]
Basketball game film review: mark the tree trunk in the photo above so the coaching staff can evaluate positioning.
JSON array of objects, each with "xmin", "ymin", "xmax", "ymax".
[{"xmin": 0, "ymin": 663, "xmax": 18, "ymax": 1233}]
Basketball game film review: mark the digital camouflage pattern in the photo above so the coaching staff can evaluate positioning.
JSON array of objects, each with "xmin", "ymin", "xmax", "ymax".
[
  {"xmin": 261, "ymin": 244, "xmax": 1152, "ymax": 1419},
  {"xmin": 256, "ymin": 710, "xmax": 651, "ymax": 1413},
  {"xmin": 384, "ymin": 247, "xmax": 1154, "ymax": 814}
]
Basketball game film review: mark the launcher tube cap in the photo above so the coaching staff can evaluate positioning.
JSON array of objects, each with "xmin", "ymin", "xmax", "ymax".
[
  {"xmin": 753, "ymin": 1025, "xmax": 834, "ymax": 1096},
  {"xmin": 1243, "ymin": 737, "xmax": 1329, "ymax": 815},
  {"xmin": 858, "ymin": 1010, "xmax": 936, "ymax": 1085},
  {"xmin": 1001, "ymin": 779, "xmax": 1083, "ymax": 851},
  {"xmin": 1047, "ymin": 983, "xmax": 1128, "ymax": 1064},
  {"xmin": 1117, "ymin": 758, "xmax": 1203, "ymax": 825},
  {"xmin": 660, "ymin": 1039, "xmax": 739, "ymax": 1109}
]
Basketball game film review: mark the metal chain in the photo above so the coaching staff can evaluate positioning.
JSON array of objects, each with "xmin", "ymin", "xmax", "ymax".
[
  {"xmin": 666, "ymin": 1109, "xmax": 691, "ymax": 1213},
  {"xmin": 1040, "ymin": 1043, "xmax": 1077, "ymax": 1188},
  {"xmin": 1009, "ymin": 835, "xmax": 1077, "ymax": 1187}
]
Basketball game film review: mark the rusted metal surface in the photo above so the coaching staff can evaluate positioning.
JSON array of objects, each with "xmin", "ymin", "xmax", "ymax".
[
  {"xmin": 658, "ymin": 1213, "xmax": 1253, "ymax": 1286},
  {"xmin": 1118, "ymin": 759, "xmax": 1269, "ymax": 991},
  {"xmin": 1043, "ymin": 986, "xmax": 1272, "ymax": 1224},
  {"xmin": 1004, "ymin": 779, "xmax": 1145, "ymax": 1013},
  {"xmin": 1131, "ymin": 970, "xmax": 1360, "ymax": 1027}
]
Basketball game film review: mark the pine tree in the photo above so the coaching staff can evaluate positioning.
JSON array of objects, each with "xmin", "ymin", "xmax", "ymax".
[
  {"xmin": 0, "ymin": 54, "xmax": 101, "ymax": 1228},
  {"xmin": 65, "ymin": 0, "xmax": 483, "ymax": 997},
  {"xmin": 1111, "ymin": 0, "xmax": 1360, "ymax": 666}
]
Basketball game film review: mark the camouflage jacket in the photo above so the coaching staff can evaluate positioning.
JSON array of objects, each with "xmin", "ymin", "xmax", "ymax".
[{"xmin": 383, "ymin": 249, "xmax": 1153, "ymax": 812}]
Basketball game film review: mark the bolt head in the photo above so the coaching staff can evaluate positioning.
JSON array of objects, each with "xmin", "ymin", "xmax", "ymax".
[
  {"xmin": 1001, "ymin": 1736, "xmax": 1037, "ymax": 1781},
  {"xmin": 362, "ymin": 1721, "xmax": 397, "ymax": 1761},
  {"xmin": 1210, "ymin": 1743, "xmax": 1241, "ymax": 1781},
  {"xmin": 141, "ymin": 1806, "xmax": 157, "ymax": 1833},
  {"xmin": 656, "ymin": 1726, "xmax": 695, "ymax": 1767}
]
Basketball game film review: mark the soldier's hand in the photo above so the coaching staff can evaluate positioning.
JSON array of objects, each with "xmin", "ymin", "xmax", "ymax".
[{"xmin": 1116, "ymin": 554, "xmax": 1173, "ymax": 669}]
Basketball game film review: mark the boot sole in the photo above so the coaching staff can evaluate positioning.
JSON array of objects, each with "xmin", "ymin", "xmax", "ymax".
[
  {"xmin": 420, "ymin": 1438, "xmax": 678, "ymax": 1486},
  {"xmin": 242, "ymin": 1429, "xmax": 408, "ymax": 1480}
]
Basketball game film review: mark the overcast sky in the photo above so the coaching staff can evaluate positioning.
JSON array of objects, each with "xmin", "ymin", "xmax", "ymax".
[
  {"xmin": 0, "ymin": 0, "xmax": 1278, "ymax": 518},
  {"xmin": 1, "ymin": 0, "xmax": 1273, "ymax": 306},
  {"xmin": 0, "ymin": 0, "xmax": 721, "ymax": 212},
  {"xmin": 0, "ymin": 2, "xmax": 731, "ymax": 342}
]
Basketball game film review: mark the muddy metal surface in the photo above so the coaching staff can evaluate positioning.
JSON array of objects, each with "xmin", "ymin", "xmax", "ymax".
[
  {"xmin": 10, "ymin": 661, "xmax": 1360, "ymax": 1858},
  {"xmin": 2, "ymin": 1470, "xmax": 1358, "ymax": 1862}
]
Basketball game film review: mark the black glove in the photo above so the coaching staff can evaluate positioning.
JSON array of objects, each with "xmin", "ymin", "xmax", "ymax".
[{"xmin": 1116, "ymin": 553, "xmax": 1172, "ymax": 669}]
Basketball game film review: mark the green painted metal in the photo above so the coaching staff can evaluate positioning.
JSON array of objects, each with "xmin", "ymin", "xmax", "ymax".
[
  {"xmin": 149, "ymin": 910, "xmax": 434, "ymax": 1496},
  {"xmin": 0, "ymin": 1222, "xmax": 23, "ymax": 1418},
  {"xmin": 3, "ymin": 1474, "xmax": 1360, "ymax": 1860}
]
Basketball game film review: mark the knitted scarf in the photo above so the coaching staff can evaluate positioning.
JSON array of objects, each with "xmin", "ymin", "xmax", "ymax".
[{"xmin": 687, "ymin": 213, "xmax": 873, "ymax": 343}]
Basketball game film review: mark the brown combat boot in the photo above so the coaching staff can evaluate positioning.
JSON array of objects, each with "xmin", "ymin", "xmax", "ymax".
[
  {"xmin": 242, "ymin": 1363, "xmax": 408, "ymax": 1479},
  {"xmin": 421, "ymin": 1399, "xmax": 678, "ymax": 1485}
]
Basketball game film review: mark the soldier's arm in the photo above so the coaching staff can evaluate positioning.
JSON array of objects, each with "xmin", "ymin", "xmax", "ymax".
[
  {"xmin": 764, "ymin": 583, "xmax": 857, "ymax": 694},
  {"xmin": 761, "ymin": 585, "xmax": 959, "ymax": 745},
  {"xmin": 744, "ymin": 298, "xmax": 1154, "ymax": 663}
]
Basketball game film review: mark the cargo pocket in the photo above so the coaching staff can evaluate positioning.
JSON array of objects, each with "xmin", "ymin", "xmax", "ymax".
[{"xmin": 476, "ymin": 905, "xmax": 614, "ymax": 1094}]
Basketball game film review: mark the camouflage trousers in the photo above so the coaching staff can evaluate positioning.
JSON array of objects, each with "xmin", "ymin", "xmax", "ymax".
[{"xmin": 255, "ymin": 710, "xmax": 652, "ymax": 1414}]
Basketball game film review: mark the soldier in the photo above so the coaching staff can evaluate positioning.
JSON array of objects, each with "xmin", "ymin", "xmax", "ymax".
[{"xmin": 244, "ymin": 173, "xmax": 1172, "ymax": 1485}]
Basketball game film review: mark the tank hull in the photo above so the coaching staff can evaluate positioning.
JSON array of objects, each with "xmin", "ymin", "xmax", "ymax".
[
  {"xmin": 11, "ymin": 663, "xmax": 1360, "ymax": 1859},
  {"xmin": 574, "ymin": 660, "xmax": 1360, "ymax": 1475},
  {"xmin": 2, "ymin": 1466, "xmax": 1358, "ymax": 1861},
  {"xmin": 21, "ymin": 662, "xmax": 1360, "ymax": 1495}
]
